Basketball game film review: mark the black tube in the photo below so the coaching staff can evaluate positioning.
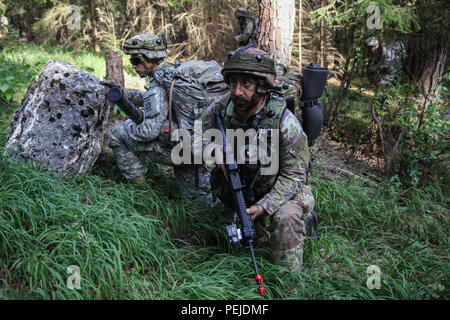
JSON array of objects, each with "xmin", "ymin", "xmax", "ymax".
[
  {"xmin": 302, "ymin": 63, "xmax": 329, "ymax": 101},
  {"xmin": 106, "ymin": 86, "xmax": 143, "ymax": 124},
  {"xmin": 301, "ymin": 63, "xmax": 329, "ymax": 146}
]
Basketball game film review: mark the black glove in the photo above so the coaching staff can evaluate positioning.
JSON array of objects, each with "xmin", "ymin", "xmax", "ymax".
[{"xmin": 100, "ymin": 80, "xmax": 118, "ymax": 88}]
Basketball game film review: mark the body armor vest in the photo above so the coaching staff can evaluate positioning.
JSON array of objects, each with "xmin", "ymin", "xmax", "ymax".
[{"xmin": 212, "ymin": 93, "xmax": 287, "ymax": 205}]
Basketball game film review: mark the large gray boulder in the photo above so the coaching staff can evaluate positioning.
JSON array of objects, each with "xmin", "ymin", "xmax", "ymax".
[{"xmin": 3, "ymin": 60, "xmax": 111, "ymax": 177}]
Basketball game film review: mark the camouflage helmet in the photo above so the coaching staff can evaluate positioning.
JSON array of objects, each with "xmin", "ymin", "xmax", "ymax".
[
  {"xmin": 234, "ymin": 7, "xmax": 249, "ymax": 18},
  {"xmin": 365, "ymin": 36, "xmax": 379, "ymax": 48},
  {"xmin": 123, "ymin": 33, "xmax": 166, "ymax": 60},
  {"xmin": 222, "ymin": 47, "xmax": 277, "ymax": 87}
]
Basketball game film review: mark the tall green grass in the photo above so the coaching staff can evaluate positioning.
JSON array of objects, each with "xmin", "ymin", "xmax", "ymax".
[
  {"xmin": 0, "ymin": 44, "xmax": 448, "ymax": 300},
  {"xmin": 1, "ymin": 149, "xmax": 447, "ymax": 299}
]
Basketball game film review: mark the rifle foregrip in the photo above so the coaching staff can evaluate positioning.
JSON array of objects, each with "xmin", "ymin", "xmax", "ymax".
[
  {"xmin": 234, "ymin": 189, "xmax": 255, "ymax": 241},
  {"xmin": 215, "ymin": 111, "xmax": 256, "ymax": 242}
]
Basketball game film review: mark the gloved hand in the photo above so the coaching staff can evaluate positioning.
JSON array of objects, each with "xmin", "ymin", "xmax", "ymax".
[{"xmin": 100, "ymin": 80, "xmax": 118, "ymax": 88}]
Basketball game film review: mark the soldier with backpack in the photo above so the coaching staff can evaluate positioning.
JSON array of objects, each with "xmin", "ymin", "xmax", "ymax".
[
  {"xmin": 193, "ymin": 47, "xmax": 316, "ymax": 272},
  {"xmin": 103, "ymin": 33, "xmax": 226, "ymax": 204},
  {"xmin": 233, "ymin": 8, "xmax": 258, "ymax": 47}
]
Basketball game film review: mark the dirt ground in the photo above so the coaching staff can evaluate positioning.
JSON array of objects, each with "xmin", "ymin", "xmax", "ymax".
[{"xmin": 310, "ymin": 128, "xmax": 386, "ymax": 186}]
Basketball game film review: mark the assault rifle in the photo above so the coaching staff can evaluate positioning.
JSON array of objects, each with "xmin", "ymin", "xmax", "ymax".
[
  {"xmin": 101, "ymin": 81, "xmax": 143, "ymax": 124},
  {"xmin": 215, "ymin": 111, "xmax": 266, "ymax": 297}
]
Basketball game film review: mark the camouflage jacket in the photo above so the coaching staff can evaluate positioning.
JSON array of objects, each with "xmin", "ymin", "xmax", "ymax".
[
  {"xmin": 366, "ymin": 41, "xmax": 406, "ymax": 87},
  {"xmin": 233, "ymin": 18, "xmax": 258, "ymax": 46},
  {"xmin": 378, "ymin": 41, "xmax": 406, "ymax": 86},
  {"xmin": 121, "ymin": 62, "xmax": 172, "ymax": 143},
  {"xmin": 195, "ymin": 93, "xmax": 309, "ymax": 215}
]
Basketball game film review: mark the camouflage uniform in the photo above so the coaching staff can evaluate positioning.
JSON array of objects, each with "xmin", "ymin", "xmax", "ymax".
[
  {"xmin": 378, "ymin": 41, "xmax": 406, "ymax": 87},
  {"xmin": 365, "ymin": 37, "xmax": 406, "ymax": 87},
  {"xmin": 107, "ymin": 33, "xmax": 212, "ymax": 203},
  {"xmin": 194, "ymin": 49, "xmax": 315, "ymax": 272},
  {"xmin": 233, "ymin": 8, "xmax": 258, "ymax": 47}
]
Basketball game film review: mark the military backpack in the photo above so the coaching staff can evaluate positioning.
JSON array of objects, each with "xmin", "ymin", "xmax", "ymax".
[{"xmin": 154, "ymin": 60, "xmax": 229, "ymax": 136}]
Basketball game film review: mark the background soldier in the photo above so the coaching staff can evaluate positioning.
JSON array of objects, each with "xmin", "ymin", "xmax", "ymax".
[
  {"xmin": 233, "ymin": 8, "xmax": 258, "ymax": 47},
  {"xmin": 365, "ymin": 36, "xmax": 406, "ymax": 88},
  {"xmin": 105, "ymin": 33, "xmax": 212, "ymax": 203},
  {"xmin": 194, "ymin": 48, "xmax": 315, "ymax": 272}
]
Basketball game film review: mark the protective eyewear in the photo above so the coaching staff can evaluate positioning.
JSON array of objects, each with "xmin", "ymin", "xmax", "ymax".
[{"xmin": 130, "ymin": 56, "xmax": 144, "ymax": 66}]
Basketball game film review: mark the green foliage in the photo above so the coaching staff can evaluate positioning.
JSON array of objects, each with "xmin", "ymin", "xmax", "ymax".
[
  {"xmin": 0, "ymin": 60, "xmax": 43, "ymax": 104},
  {"xmin": 101, "ymin": 33, "xmax": 121, "ymax": 52},
  {"xmin": 0, "ymin": 29, "xmax": 447, "ymax": 301},
  {"xmin": 0, "ymin": 43, "xmax": 106, "ymax": 103},
  {"xmin": 168, "ymin": 0, "xmax": 183, "ymax": 8},
  {"xmin": 0, "ymin": 147, "xmax": 448, "ymax": 299},
  {"xmin": 311, "ymin": 0, "xmax": 419, "ymax": 33},
  {"xmin": 373, "ymin": 74, "xmax": 450, "ymax": 187},
  {"xmin": 31, "ymin": 3, "xmax": 85, "ymax": 48}
]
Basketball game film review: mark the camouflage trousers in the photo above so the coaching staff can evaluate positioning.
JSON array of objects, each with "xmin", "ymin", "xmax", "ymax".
[
  {"xmin": 255, "ymin": 185, "xmax": 315, "ymax": 272},
  {"xmin": 108, "ymin": 125, "xmax": 213, "ymax": 204}
]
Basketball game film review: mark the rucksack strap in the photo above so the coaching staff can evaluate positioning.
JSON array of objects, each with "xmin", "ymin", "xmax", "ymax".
[{"xmin": 168, "ymin": 77, "xmax": 177, "ymax": 137}]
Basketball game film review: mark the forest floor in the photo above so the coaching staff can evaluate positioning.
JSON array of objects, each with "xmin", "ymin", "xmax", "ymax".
[{"xmin": 313, "ymin": 128, "xmax": 386, "ymax": 186}]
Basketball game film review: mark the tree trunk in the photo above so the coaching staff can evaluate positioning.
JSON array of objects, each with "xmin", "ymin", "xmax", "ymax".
[
  {"xmin": 320, "ymin": 0, "xmax": 327, "ymax": 68},
  {"xmin": 210, "ymin": 4, "xmax": 221, "ymax": 58},
  {"xmin": 406, "ymin": 35, "xmax": 448, "ymax": 104},
  {"xmin": 132, "ymin": 0, "xmax": 137, "ymax": 20},
  {"xmin": 105, "ymin": 51, "xmax": 125, "ymax": 88},
  {"xmin": 103, "ymin": 50, "xmax": 125, "ymax": 152},
  {"xmin": 406, "ymin": 0, "xmax": 448, "ymax": 107},
  {"xmin": 326, "ymin": 37, "xmax": 355, "ymax": 125},
  {"xmin": 146, "ymin": 3, "xmax": 155, "ymax": 34},
  {"xmin": 298, "ymin": 0, "xmax": 303, "ymax": 70},
  {"xmin": 203, "ymin": 3, "xmax": 221, "ymax": 59},
  {"xmin": 258, "ymin": 0, "xmax": 296, "ymax": 67},
  {"xmin": 89, "ymin": 0, "xmax": 100, "ymax": 53},
  {"xmin": 24, "ymin": 2, "xmax": 35, "ymax": 43}
]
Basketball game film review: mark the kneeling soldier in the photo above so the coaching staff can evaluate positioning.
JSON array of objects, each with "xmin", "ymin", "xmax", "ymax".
[{"xmin": 194, "ymin": 48, "xmax": 315, "ymax": 272}]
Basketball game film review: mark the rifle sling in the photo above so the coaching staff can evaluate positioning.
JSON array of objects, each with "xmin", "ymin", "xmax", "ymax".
[{"xmin": 242, "ymin": 97, "xmax": 270, "ymax": 201}]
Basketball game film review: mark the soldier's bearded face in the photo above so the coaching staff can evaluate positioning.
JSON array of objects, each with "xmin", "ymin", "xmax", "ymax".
[{"xmin": 229, "ymin": 74, "xmax": 262, "ymax": 111}]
